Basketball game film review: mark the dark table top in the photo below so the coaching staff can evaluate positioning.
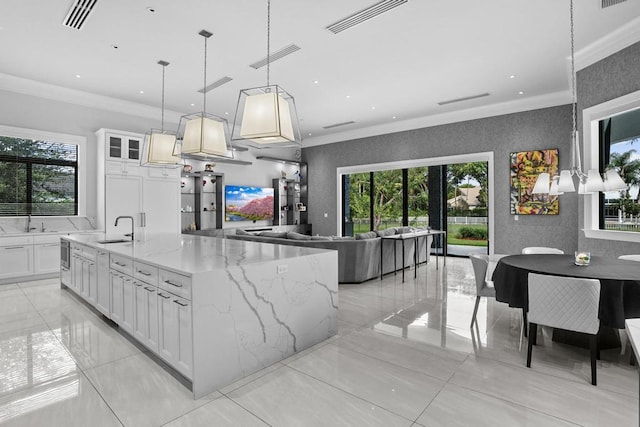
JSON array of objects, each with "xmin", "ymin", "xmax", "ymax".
[{"xmin": 492, "ymin": 254, "xmax": 640, "ymax": 329}]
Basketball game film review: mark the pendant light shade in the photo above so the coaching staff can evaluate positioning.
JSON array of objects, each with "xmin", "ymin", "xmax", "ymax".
[
  {"xmin": 585, "ymin": 169, "xmax": 605, "ymax": 193},
  {"xmin": 175, "ymin": 30, "xmax": 233, "ymax": 160},
  {"xmin": 557, "ymin": 170, "xmax": 575, "ymax": 193},
  {"xmin": 234, "ymin": 86, "xmax": 300, "ymax": 145},
  {"xmin": 603, "ymin": 168, "xmax": 627, "ymax": 191},
  {"xmin": 532, "ymin": 173, "xmax": 551, "ymax": 194},
  {"xmin": 232, "ymin": 0, "xmax": 302, "ymax": 148},
  {"xmin": 549, "ymin": 176, "xmax": 563, "ymax": 196},
  {"xmin": 141, "ymin": 60, "xmax": 180, "ymax": 166}
]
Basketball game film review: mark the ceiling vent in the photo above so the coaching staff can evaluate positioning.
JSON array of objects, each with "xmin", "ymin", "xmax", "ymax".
[
  {"xmin": 323, "ymin": 121, "xmax": 356, "ymax": 129},
  {"xmin": 62, "ymin": 0, "xmax": 98, "ymax": 30},
  {"xmin": 601, "ymin": 0, "xmax": 627, "ymax": 8},
  {"xmin": 326, "ymin": 0, "xmax": 408, "ymax": 34},
  {"xmin": 249, "ymin": 44, "xmax": 301, "ymax": 69},
  {"xmin": 437, "ymin": 93, "xmax": 490, "ymax": 106},
  {"xmin": 198, "ymin": 76, "xmax": 233, "ymax": 94}
]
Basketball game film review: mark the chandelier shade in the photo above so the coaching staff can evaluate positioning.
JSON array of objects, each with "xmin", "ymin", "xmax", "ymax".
[
  {"xmin": 232, "ymin": 0, "xmax": 302, "ymax": 148},
  {"xmin": 141, "ymin": 60, "xmax": 180, "ymax": 167}
]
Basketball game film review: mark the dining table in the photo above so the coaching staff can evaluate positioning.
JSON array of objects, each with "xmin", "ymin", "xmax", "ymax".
[{"xmin": 492, "ymin": 254, "xmax": 640, "ymax": 330}]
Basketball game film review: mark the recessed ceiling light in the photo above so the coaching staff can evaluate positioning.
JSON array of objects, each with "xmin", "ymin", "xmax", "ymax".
[
  {"xmin": 190, "ymin": 103, "xmax": 195, "ymax": 107},
  {"xmin": 392, "ymin": 116, "xmax": 397, "ymax": 119},
  {"xmin": 146, "ymin": 7, "xmax": 156, "ymax": 13},
  {"xmin": 75, "ymin": 74, "xmax": 81, "ymax": 78},
  {"xmin": 313, "ymin": 80, "xmax": 319, "ymax": 84},
  {"xmin": 225, "ymin": 112, "xmax": 229, "ymax": 115},
  {"xmin": 518, "ymin": 91, "xmax": 524, "ymax": 95},
  {"xmin": 308, "ymin": 133, "xmax": 312, "ymax": 136},
  {"xmin": 371, "ymin": 106, "xmax": 376, "ymax": 110},
  {"xmin": 510, "ymin": 75, "xmax": 516, "ymax": 79},
  {"xmin": 139, "ymin": 90, "xmax": 144, "ymax": 94},
  {"xmin": 346, "ymin": 95, "xmax": 351, "ymax": 99}
]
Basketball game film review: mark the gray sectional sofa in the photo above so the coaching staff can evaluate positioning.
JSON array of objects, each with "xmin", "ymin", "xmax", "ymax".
[{"xmin": 226, "ymin": 228, "xmax": 432, "ymax": 283}]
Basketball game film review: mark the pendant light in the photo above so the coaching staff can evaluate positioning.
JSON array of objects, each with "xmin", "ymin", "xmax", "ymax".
[
  {"xmin": 231, "ymin": 0, "xmax": 302, "ymax": 147},
  {"xmin": 141, "ymin": 60, "xmax": 180, "ymax": 166},
  {"xmin": 532, "ymin": 0, "xmax": 626, "ymax": 195},
  {"xmin": 174, "ymin": 30, "xmax": 233, "ymax": 160}
]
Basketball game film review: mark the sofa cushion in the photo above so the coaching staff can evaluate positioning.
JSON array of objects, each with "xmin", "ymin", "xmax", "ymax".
[
  {"xmin": 396, "ymin": 226, "xmax": 412, "ymax": 234},
  {"xmin": 258, "ymin": 231, "xmax": 288, "ymax": 238},
  {"xmin": 331, "ymin": 236, "xmax": 355, "ymax": 240},
  {"xmin": 310, "ymin": 235, "xmax": 332, "ymax": 241},
  {"xmin": 287, "ymin": 231, "xmax": 312, "ymax": 240},
  {"xmin": 355, "ymin": 231, "xmax": 377, "ymax": 240},
  {"xmin": 376, "ymin": 228, "xmax": 397, "ymax": 237}
]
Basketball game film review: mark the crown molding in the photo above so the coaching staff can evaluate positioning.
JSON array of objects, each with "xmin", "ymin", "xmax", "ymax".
[
  {"xmin": 303, "ymin": 91, "xmax": 571, "ymax": 148},
  {"xmin": 574, "ymin": 16, "xmax": 640, "ymax": 71},
  {"xmin": 0, "ymin": 72, "xmax": 183, "ymax": 124}
]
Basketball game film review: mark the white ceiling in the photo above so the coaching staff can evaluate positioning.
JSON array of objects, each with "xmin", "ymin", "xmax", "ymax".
[{"xmin": 0, "ymin": 0, "xmax": 639, "ymax": 147}]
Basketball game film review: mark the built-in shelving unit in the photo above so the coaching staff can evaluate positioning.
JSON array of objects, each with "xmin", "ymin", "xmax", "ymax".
[{"xmin": 181, "ymin": 171, "xmax": 223, "ymax": 232}]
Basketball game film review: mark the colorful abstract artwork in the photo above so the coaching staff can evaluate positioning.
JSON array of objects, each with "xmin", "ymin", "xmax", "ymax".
[{"xmin": 510, "ymin": 149, "xmax": 559, "ymax": 215}]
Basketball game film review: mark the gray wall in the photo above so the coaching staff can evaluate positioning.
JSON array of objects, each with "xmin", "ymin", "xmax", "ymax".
[
  {"xmin": 303, "ymin": 105, "xmax": 578, "ymax": 255},
  {"xmin": 577, "ymin": 41, "xmax": 640, "ymax": 256}
]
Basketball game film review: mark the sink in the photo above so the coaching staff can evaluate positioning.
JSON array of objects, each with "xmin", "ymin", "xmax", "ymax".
[{"xmin": 96, "ymin": 239, "xmax": 131, "ymax": 244}]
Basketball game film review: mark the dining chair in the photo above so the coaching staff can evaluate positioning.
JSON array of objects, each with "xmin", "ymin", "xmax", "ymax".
[
  {"xmin": 522, "ymin": 247, "xmax": 564, "ymax": 254},
  {"xmin": 469, "ymin": 253, "xmax": 507, "ymax": 328},
  {"xmin": 526, "ymin": 272, "xmax": 601, "ymax": 385},
  {"xmin": 619, "ymin": 254, "xmax": 640, "ymax": 262}
]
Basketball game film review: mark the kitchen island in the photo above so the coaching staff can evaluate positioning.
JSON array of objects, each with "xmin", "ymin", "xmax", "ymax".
[{"xmin": 61, "ymin": 233, "xmax": 338, "ymax": 398}]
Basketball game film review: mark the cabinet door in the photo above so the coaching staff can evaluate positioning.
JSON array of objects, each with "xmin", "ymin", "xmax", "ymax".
[
  {"xmin": 145, "ymin": 285, "xmax": 159, "ymax": 353},
  {"xmin": 157, "ymin": 290, "xmax": 177, "ymax": 364},
  {"xmin": 121, "ymin": 276, "xmax": 134, "ymax": 334},
  {"xmin": 87, "ymin": 260, "xmax": 97, "ymax": 305},
  {"xmin": 105, "ymin": 174, "xmax": 143, "ymax": 235},
  {"xmin": 107, "ymin": 135, "xmax": 123, "ymax": 160},
  {"xmin": 143, "ymin": 177, "xmax": 179, "ymax": 234},
  {"xmin": 132, "ymin": 281, "xmax": 147, "ymax": 342},
  {"xmin": 174, "ymin": 296, "xmax": 193, "ymax": 378},
  {"xmin": 72, "ymin": 255, "xmax": 83, "ymax": 293},
  {"xmin": 0, "ymin": 245, "xmax": 33, "ymax": 279},
  {"xmin": 34, "ymin": 243, "xmax": 60, "ymax": 274},
  {"xmin": 95, "ymin": 252, "xmax": 110, "ymax": 316},
  {"xmin": 110, "ymin": 271, "xmax": 124, "ymax": 324},
  {"xmin": 81, "ymin": 259, "xmax": 90, "ymax": 299}
]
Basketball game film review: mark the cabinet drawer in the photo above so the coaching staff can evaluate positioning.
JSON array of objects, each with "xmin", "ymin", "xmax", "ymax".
[
  {"xmin": 133, "ymin": 261, "xmax": 158, "ymax": 285},
  {"xmin": 34, "ymin": 234, "xmax": 62, "ymax": 244},
  {"xmin": 0, "ymin": 236, "xmax": 33, "ymax": 246},
  {"xmin": 110, "ymin": 254, "xmax": 133, "ymax": 275},
  {"xmin": 159, "ymin": 269, "xmax": 191, "ymax": 300}
]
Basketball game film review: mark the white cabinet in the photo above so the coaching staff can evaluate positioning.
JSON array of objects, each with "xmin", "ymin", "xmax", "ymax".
[
  {"xmin": 0, "ymin": 236, "xmax": 34, "ymax": 280},
  {"xmin": 34, "ymin": 242, "xmax": 60, "ymax": 274},
  {"xmin": 105, "ymin": 174, "xmax": 143, "ymax": 236},
  {"xmin": 133, "ymin": 280, "xmax": 159, "ymax": 353},
  {"xmin": 157, "ymin": 270, "xmax": 193, "ymax": 379},
  {"xmin": 121, "ymin": 275, "xmax": 134, "ymax": 334},
  {"xmin": 95, "ymin": 251, "xmax": 110, "ymax": 316},
  {"xmin": 96, "ymin": 128, "xmax": 180, "ymax": 235},
  {"xmin": 110, "ymin": 271, "xmax": 125, "ymax": 324},
  {"xmin": 82, "ymin": 256, "xmax": 96, "ymax": 305}
]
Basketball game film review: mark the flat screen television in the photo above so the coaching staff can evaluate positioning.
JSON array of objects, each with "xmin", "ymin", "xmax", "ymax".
[{"xmin": 225, "ymin": 185, "xmax": 274, "ymax": 222}]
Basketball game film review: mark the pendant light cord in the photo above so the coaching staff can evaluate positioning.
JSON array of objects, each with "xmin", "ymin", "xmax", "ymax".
[
  {"xmin": 161, "ymin": 64, "xmax": 165, "ymax": 132},
  {"xmin": 203, "ymin": 35, "xmax": 208, "ymax": 114},
  {"xmin": 266, "ymin": 0, "xmax": 271, "ymax": 86}
]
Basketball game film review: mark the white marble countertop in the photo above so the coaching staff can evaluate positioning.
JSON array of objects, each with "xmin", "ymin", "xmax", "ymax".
[
  {"xmin": 64, "ymin": 233, "xmax": 333, "ymax": 275},
  {"xmin": 626, "ymin": 319, "xmax": 640, "ymax": 359}
]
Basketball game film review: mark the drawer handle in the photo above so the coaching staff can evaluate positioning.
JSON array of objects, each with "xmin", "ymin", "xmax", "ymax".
[
  {"xmin": 164, "ymin": 280, "xmax": 183, "ymax": 288},
  {"xmin": 134, "ymin": 282, "xmax": 143, "ymax": 287},
  {"xmin": 42, "ymin": 243, "xmax": 59, "ymax": 247},
  {"xmin": 144, "ymin": 287, "xmax": 155, "ymax": 293},
  {"xmin": 158, "ymin": 292, "xmax": 171, "ymax": 299},
  {"xmin": 174, "ymin": 300, "xmax": 188, "ymax": 307},
  {"xmin": 4, "ymin": 246, "xmax": 24, "ymax": 250},
  {"xmin": 137, "ymin": 270, "xmax": 152, "ymax": 276},
  {"xmin": 114, "ymin": 261, "xmax": 126, "ymax": 267}
]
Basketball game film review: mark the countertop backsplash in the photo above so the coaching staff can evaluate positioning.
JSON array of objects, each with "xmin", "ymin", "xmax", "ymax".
[{"xmin": 0, "ymin": 216, "xmax": 97, "ymax": 235}]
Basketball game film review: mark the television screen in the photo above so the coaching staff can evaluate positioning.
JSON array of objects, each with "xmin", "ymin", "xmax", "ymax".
[{"xmin": 225, "ymin": 185, "xmax": 274, "ymax": 222}]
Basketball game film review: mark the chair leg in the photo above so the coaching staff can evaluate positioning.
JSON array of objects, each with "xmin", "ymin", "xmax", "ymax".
[
  {"xmin": 470, "ymin": 296, "xmax": 481, "ymax": 328},
  {"xmin": 522, "ymin": 308, "xmax": 528, "ymax": 338},
  {"xmin": 527, "ymin": 323, "xmax": 537, "ymax": 368},
  {"xmin": 590, "ymin": 334, "xmax": 597, "ymax": 386}
]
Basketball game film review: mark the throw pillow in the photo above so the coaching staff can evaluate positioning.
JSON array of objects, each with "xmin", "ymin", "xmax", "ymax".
[
  {"xmin": 355, "ymin": 231, "xmax": 377, "ymax": 240},
  {"xmin": 310, "ymin": 235, "xmax": 332, "ymax": 241},
  {"xmin": 287, "ymin": 231, "xmax": 312, "ymax": 240},
  {"xmin": 376, "ymin": 228, "xmax": 396, "ymax": 237},
  {"xmin": 258, "ymin": 231, "xmax": 288, "ymax": 238},
  {"xmin": 331, "ymin": 236, "xmax": 355, "ymax": 240}
]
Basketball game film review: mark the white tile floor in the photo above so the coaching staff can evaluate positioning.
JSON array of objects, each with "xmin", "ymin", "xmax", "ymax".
[{"xmin": 0, "ymin": 257, "xmax": 637, "ymax": 426}]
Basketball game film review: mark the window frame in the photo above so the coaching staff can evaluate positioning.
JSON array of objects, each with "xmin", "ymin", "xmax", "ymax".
[
  {"xmin": 0, "ymin": 125, "xmax": 87, "ymax": 217},
  {"xmin": 582, "ymin": 89, "xmax": 640, "ymax": 243}
]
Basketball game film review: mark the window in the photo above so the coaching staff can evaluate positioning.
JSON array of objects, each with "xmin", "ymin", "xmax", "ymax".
[
  {"xmin": 583, "ymin": 89, "xmax": 640, "ymax": 243},
  {"xmin": 0, "ymin": 135, "xmax": 78, "ymax": 216}
]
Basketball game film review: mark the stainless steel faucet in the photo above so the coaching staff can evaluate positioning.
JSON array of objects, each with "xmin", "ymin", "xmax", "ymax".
[
  {"xmin": 26, "ymin": 215, "xmax": 37, "ymax": 232},
  {"xmin": 114, "ymin": 216, "xmax": 135, "ymax": 241}
]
